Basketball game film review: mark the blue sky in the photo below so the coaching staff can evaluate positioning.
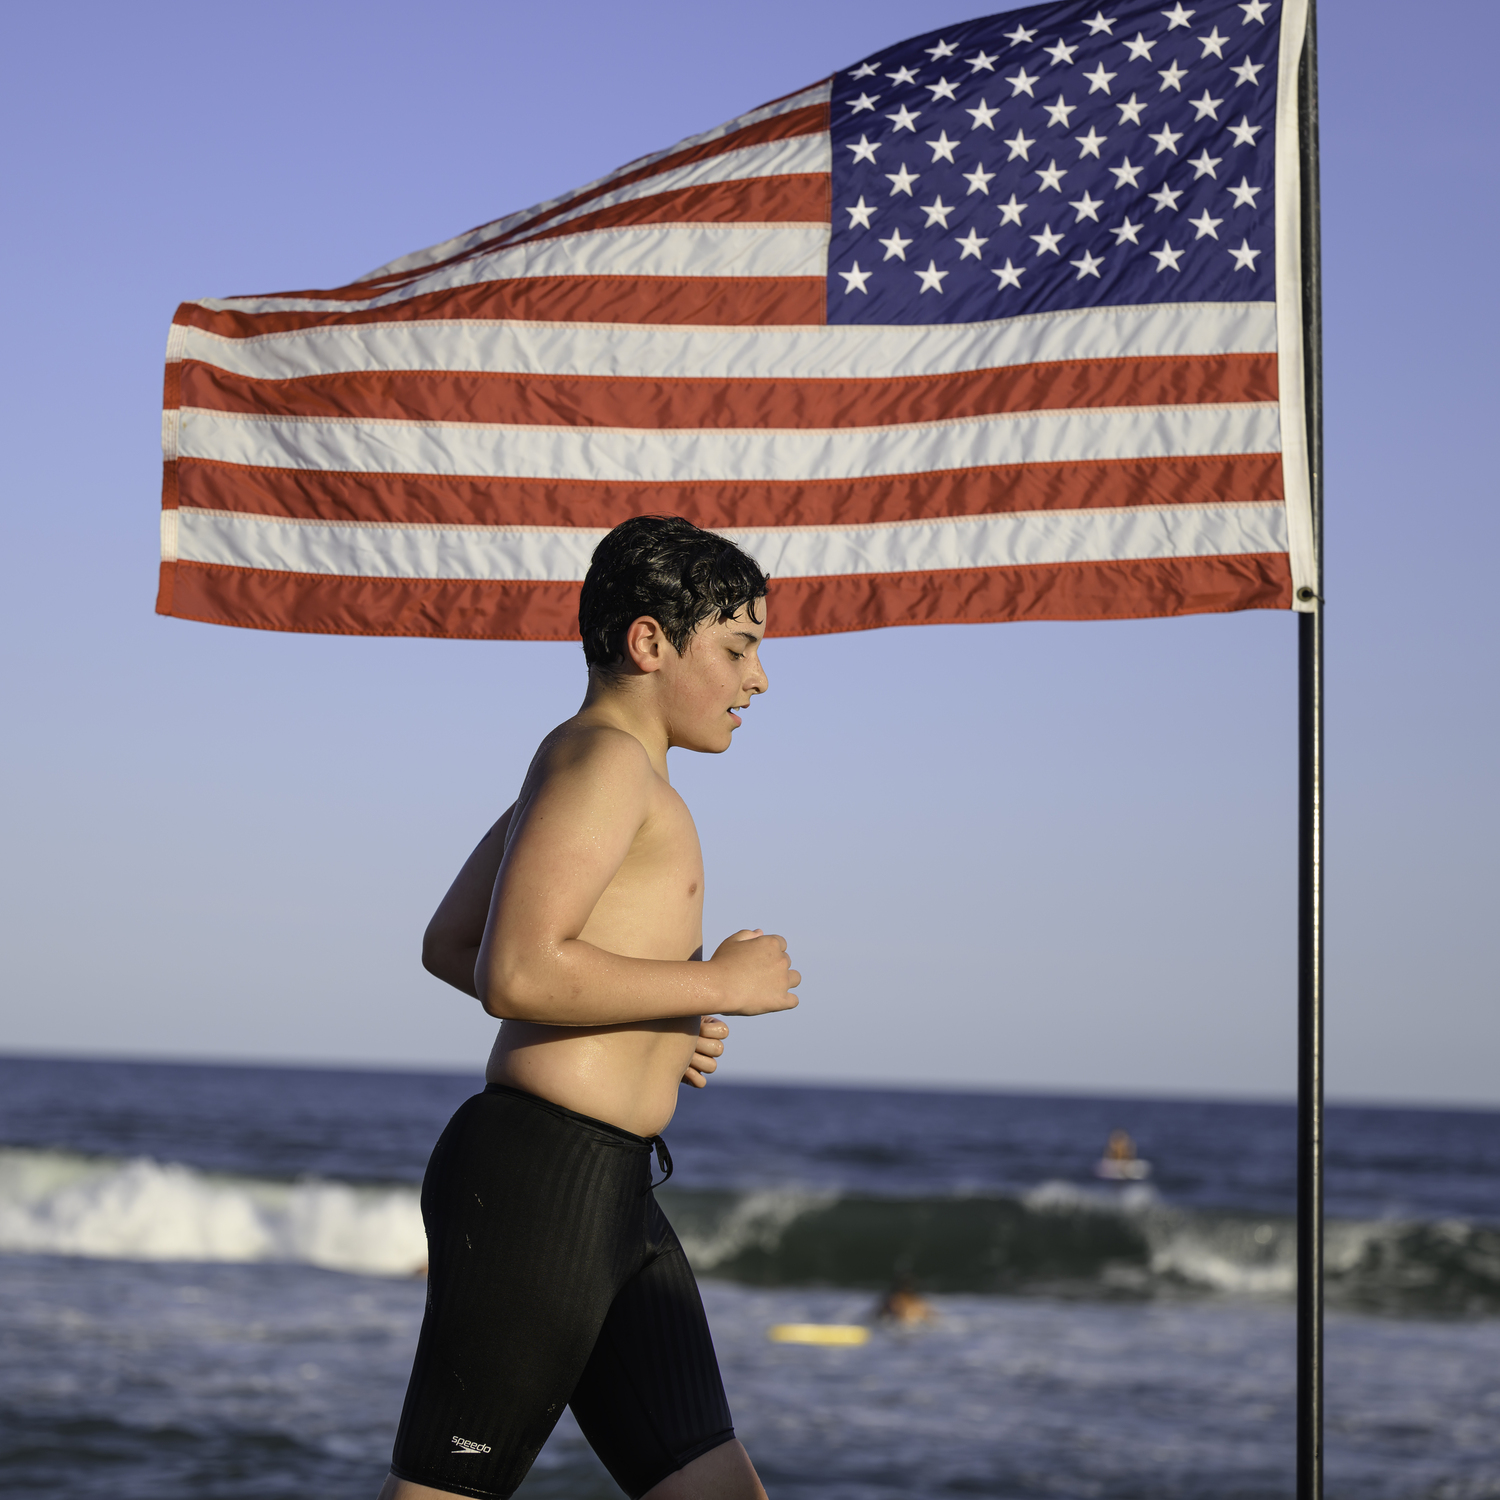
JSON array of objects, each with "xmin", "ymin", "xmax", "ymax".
[{"xmin": 1, "ymin": 0, "xmax": 1495, "ymax": 1103}]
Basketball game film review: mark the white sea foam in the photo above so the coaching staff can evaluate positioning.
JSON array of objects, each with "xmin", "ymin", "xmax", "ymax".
[{"xmin": 0, "ymin": 1148, "xmax": 427, "ymax": 1276}]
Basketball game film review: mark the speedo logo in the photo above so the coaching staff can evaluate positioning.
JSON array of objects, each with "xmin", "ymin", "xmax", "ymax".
[{"xmin": 451, "ymin": 1435, "xmax": 492, "ymax": 1455}]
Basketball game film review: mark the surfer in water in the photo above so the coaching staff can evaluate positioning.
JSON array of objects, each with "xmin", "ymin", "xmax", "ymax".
[{"xmin": 379, "ymin": 516, "xmax": 798, "ymax": 1500}]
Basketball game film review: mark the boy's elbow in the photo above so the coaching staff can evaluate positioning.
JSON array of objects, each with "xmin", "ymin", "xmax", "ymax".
[{"xmin": 476, "ymin": 951, "xmax": 543, "ymax": 1021}]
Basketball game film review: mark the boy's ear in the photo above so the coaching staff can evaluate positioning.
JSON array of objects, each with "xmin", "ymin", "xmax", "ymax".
[{"xmin": 624, "ymin": 615, "xmax": 672, "ymax": 674}]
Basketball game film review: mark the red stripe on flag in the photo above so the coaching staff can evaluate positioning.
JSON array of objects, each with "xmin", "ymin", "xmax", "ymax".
[
  {"xmin": 158, "ymin": 551, "xmax": 1290, "ymax": 638},
  {"xmin": 175, "ymin": 452, "xmax": 1284, "ymax": 529},
  {"xmin": 171, "ymin": 276, "xmax": 827, "ymax": 337},
  {"xmin": 769, "ymin": 553, "xmax": 1293, "ymax": 633},
  {"xmin": 179, "ymin": 354, "xmax": 1277, "ymax": 429},
  {"xmin": 513, "ymin": 175, "xmax": 830, "ymax": 242}
]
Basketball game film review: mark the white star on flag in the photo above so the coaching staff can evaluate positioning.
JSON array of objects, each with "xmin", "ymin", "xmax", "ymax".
[
  {"xmin": 915, "ymin": 259, "xmax": 949, "ymax": 291},
  {"xmin": 921, "ymin": 196, "xmax": 955, "ymax": 227},
  {"xmin": 1071, "ymin": 191, "xmax": 1105, "ymax": 221},
  {"xmin": 845, "ymin": 196, "xmax": 878, "ymax": 227},
  {"xmin": 1045, "ymin": 38, "xmax": 1080, "ymax": 65},
  {"xmin": 1228, "ymin": 116, "xmax": 1262, "ymax": 146},
  {"xmin": 1109, "ymin": 157, "xmax": 1144, "ymax": 188},
  {"xmin": 1083, "ymin": 63, "xmax": 1117, "ymax": 93},
  {"xmin": 839, "ymin": 261, "xmax": 873, "ymax": 293},
  {"xmin": 886, "ymin": 104, "xmax": 921, "ymax": 131},
  {"xmin": 848, "ymin": 135, "xmax": 880, "ymax": 163},
  {"xmin": 1190, "ymin": 90, "xmax": 1224, "ymax": 120},
  {"xmin": 1070, "ymin": 249, "xmax": 1105, "ymax": 278},
  {"xmin": 967, "ymin": 99, "xmax": 1001, "ymax": 129},
  {"xmin": 1232, "ymin": 56, "xmax": 1265, "ymax": 85},
  {"xmin": 1004, "ymin": 129, "xmax": 1036, "ymax": 161},
  {"xmin": 1112, "ymin": 216, "xmax": 1144, "ymax": 243},
  {"xmin": 955, "ymin": 228, "xmax": 989, "ymax": 259},
  {"xmin": 1149, "ymin": 124, "xmax": 1183, "ymax": 154},
  {"xmin": 1189, "ymin": 149, "xmax": 1222, "ymax": 178},
  {"xmin": 1123, "ymin": 33, "xmax": 1156, "ymax": 60},
  {"xmin": 1228, "ymin": 176, "xmax": 1262, "ymax": 207},
  {"xmin": 1158, "ymin": 61, "xmax": 1189, "ymax": 91},
  {"xmin": 885, "ymin": 164, "xmax": 919, "ymax": 195},
  {"xmin": 1229, "ymin": 238, "xmax": 1262, "ymax": 268},
  {"xmin": 1031, "ymin": 223, "xmax": 1065, "ymax": 254},
  {"xmin": 927, "ymin": 77, "xmax": 960, "ymax": 101},
  {"xmin": 1006, "ymin": 67, "xmax": 1039, "ymax": 97},
  {"xmin": 1117, "ymin": 93, "xmax": 1148, "ymax": 124},
  {"xmin": 1045, "ymin": 95, "xmax": 1078, "ymax": 127},
  {"xmin": 1076, "ymin": 126, "xmax": 1108, "ymax": 157},
  {"xmin": 1161, "ymin": 4, "xmax": 1195, "ymax": 29},
  {"xmin": 1199, "ymin": 27, "xmax": 1229, "ymax": 57},
  {"xmin": 1084, "ymin": 11, "xmax": 1117, "ymax": 34},
  {"xmin": 1151, "ymin": 239, "xmax": 1186, "ymax": 270},
  {"xmin": 1188, "ymin": 208, "xmax": 1223, "ymax": 238},
  {"xmin": 879, "ymin": 228, "xmax": 913, "ymax": 260},
  {"xmin": 967, "ymin": 50, "xmax": 998, "ymax": 72},
  {"xmin": 993, "ymin": 257, "xmax": 1025, "ymax": 287},
  {"xmin": 964, "ymin": 164, "xmax": 997, "ymax": 194},
  {"xmin": 849, "ymin": 92, "xmax": 879, "ymax": 113},
  {"xmin": 1036, "ymin": 159, "xmax": 1068, "ymax": 191},
  {"xmin": 1003, "ymin": 23, "xmax": 1037, "ymax": 44},
  {"xmin": 997, "ymin": 193, "xmax": 1027, "ymax": 224},
  {"xmin": 926, "ymin": 131, "xmax": 960, "ymax": 162},
  {"xmin": 925, "ymin": 38, "xmax": 957, "ymax": 58},
  {"xmin": 1149, "ymin": 183, "xmax": 1184, "ymax": 211}
]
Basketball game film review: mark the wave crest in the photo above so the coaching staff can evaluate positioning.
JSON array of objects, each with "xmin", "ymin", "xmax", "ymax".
[{"xmin": 4, "ymin": 1148, "xmax": 1497, "ymax": 1313}]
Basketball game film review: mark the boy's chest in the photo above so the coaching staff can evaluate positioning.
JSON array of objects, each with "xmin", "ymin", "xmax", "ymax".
[{"xmin": 611, "ymin": 786, "xmax": 705, "ymax": 910}]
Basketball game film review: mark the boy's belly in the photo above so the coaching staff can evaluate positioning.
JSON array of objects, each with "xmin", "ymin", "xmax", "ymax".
[{"xmin": 484, "ymin": 1016, "xmax": 699, "ymax": 1138}]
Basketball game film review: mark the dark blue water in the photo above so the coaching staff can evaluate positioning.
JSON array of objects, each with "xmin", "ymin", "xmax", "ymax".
[{"xmin": 3, "ymin": 1055, "xmax": 1499, "ymax": 1499}]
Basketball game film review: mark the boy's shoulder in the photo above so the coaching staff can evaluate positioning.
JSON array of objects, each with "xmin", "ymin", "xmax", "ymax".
[{"xmin": 531, "ymin": 718, "xmax": 657, "ymax": 791}]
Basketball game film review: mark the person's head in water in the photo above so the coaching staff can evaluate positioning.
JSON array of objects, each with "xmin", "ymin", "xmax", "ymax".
[{"xmin": 579, "ymin": 515, "xmax": 770, "ymax": 753}]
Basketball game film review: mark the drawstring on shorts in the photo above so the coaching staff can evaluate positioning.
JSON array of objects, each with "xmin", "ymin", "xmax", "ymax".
[{"xmin": 644, "ymin": 1135, "xmax": 673, "ymax": 1192}]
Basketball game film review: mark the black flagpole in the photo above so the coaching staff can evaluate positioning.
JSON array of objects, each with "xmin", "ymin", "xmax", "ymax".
[{"xmin": 1296, "ymin": 1, "xmax": 1325, "ymax": 1497}]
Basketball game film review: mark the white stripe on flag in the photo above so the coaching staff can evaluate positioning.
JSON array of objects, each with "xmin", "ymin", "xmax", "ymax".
[
  {"xmin": 174, "ymin": 502, "xmax": 1289, "ymax": 582},
  {"xmin": 198, "ymin": 222, "xmax": 829, "ymax": 316},
  {"xmin": 174, "ymin": 301, "xmax": 1277, "ymax": 382},
  {"xmin": 178, "ymin": 401, "xmax": 1281, "ymax": 482}
]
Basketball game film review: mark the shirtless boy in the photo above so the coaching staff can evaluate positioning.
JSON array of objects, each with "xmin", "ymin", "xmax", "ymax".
[{"xmin": 379, "ymin": 516, "xmax": 800, "ymax": 1500}]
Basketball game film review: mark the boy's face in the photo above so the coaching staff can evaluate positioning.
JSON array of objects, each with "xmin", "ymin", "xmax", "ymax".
[{"xmin": 664, "ymin": 599, "xmax": 769, "ymax": 754}]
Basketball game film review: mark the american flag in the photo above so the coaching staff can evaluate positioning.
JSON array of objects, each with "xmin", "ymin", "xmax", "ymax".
[{"xmin": 157, "ymin": 0, "xmax": 1313, "ymax": 640}]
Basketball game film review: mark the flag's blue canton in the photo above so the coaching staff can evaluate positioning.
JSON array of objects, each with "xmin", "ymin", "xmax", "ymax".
[{"xmin": 828, "ymin": 0, "xmax": 1279, "ymax": 324}]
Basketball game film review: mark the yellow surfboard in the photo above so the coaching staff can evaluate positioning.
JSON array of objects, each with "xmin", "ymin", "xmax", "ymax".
[{"xmin": 767, "ymin": 1323, "xmax": 870, "ymax": 1346}]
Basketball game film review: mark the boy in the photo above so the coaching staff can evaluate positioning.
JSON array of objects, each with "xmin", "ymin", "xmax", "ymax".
[{"xmin": 380, "ymin": 516, "xmax": 800, "ymax": 1500}]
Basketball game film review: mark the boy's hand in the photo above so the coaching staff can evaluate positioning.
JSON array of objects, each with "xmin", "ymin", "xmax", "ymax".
[
  {"xmin": 708, "ymin": 930, "xmax": 801, "ymax": 1016},
  {"xmin": 682, "ymin": 1016, "xmax": 729, "ymax": 1088}
]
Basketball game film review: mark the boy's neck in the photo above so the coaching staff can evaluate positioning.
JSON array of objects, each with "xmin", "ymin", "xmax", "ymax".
[{"xmin": 577, "ymin": 673, "xmax": 672, "ymax": 779}]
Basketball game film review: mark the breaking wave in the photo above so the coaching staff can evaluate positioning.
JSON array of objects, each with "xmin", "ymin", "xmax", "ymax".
[
  {"xmin": 3, "ymin": 1148, "xmax": 1498, "ymax": 1314},
  {"xmin": 0, "ymin": 1147, "xmax": 426, "ymax": 1277}
]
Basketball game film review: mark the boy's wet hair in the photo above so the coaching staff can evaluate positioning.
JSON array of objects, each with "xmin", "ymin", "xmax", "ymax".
[{"xmin": 580, "ymin": 515, "xmax": 769, "ymax": 676}]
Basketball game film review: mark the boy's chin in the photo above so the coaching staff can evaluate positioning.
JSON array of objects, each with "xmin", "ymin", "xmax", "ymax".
[{"xmin": 678, "ymin": 725, "xmax": 736, "ymax": 754}]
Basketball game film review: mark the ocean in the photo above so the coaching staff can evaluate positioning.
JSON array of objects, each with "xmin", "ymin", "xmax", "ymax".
[{"xmin": 2, "ymin": 1056, "xmax": 1498, "ymax": 1499}]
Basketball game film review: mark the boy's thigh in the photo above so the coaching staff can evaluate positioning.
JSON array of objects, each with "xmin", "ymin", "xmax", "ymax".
[
  {"xmin": 568, "ymin": 1242, "xmax": 736, "ymax": 1500},
  {"xmin": 391, "ymin": 1097, "xmax": 637, "ymax": 1497}
]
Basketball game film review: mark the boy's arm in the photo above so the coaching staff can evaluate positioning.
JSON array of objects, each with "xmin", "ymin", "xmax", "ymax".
[
  {"xmin": 421, "ymin": 806, "xmax": 515, "ymax": 997},
  {"xmin": 476, "ymin": 730, "xmax": 797, "ymax": 1025}
]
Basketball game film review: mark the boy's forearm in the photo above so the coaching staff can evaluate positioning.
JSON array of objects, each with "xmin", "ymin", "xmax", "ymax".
[
  {"xmin": 421, "ymin": 933, "xmax": 481, "ymax": 999},
  {"xmin": 477, "ymin": 939, "xmax": 720, "ymax": 1026}
]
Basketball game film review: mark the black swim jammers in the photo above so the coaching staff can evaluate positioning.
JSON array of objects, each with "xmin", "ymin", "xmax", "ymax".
[{"xmin": 390, "ymin": 1084, "xmax": 735, "ymax": 1499}]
